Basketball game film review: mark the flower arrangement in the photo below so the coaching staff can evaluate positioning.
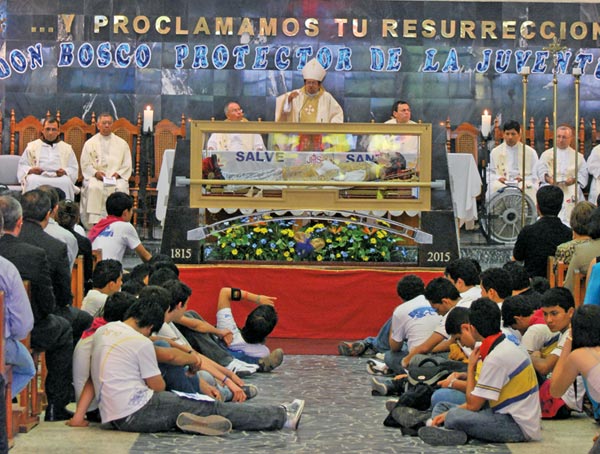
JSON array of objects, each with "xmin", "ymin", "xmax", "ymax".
[{"xmin": 204, "ymin": 217, "xmax": 409, "ymax": 263}]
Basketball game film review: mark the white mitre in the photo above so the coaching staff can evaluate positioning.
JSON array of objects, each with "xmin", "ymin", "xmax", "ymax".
[{"xmin": 302, "ymin": 58, "xmax": 326, "ymax": 81}]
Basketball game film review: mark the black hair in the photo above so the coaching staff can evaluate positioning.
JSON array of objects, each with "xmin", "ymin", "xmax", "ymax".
[
  {"xmin": 396, "ymin": 275, "xmax": 425, "ymax": 301},
  {"xmin": 445, "ymin": 258, "xmax": 480, "ymax": 286},
  {"xmin": 92, "ymin": 259, "xmax": 123, "ymax": 289},
  {"xmin": 502, "ymin": 261, "xmax": 530, "ymax": 291},
  {"xmin": 391, "ymin": 100, "xmax": 410, "ymax": 116},
  {"xmin": 106, "ymin": 192, "xmax": 133, "ymax": 217},
  {"xmin": 21, "ymin": 189, "xmax": 51, "ymax": 222},
  {"xmin": 127, "ymin": 263, "xmax": 151, "ymax": 283},
  {"xmin": 44, "ymin": 116, "xmax": 60, "ymax": 127},
  {"xmin": 424, "ymin": 277, "xmax": 460, "ymax": 305},
  {"xmin": 138, "ymin": 285, "xmax": 171, "ymax": 313},
  {"xmin": 240, "ymin": 305, "xmax": 278, "ymax": 344},
  {"xmin": 148, "ymin": 253, "xmax": 176, "ymax": 266},
  {"xmin": 445, "ymin": 306, "xmax": 470, "ymax": 336},
  {"xmin": 480, "ymin": 267, "xmax": 513, "ymax": 299},
  {"xmin": 572, "ymin": 305, "xmax": 600, "ymax": 350},
  {"xmin": 148, "ymin": 267, "xmax": 179, "ymax": 286},
  {"xmin": 536, "ymin": 185, "xmax": 564, "ymax": 216},
  {"xmin": 37, "ymin": 185, "xmax": 59, "ymax": 210},
  {"xmin": 587, "ymin": 208, "xmax": 600, "ymax": 240},
  {"xmin": 102, "ymin": 292, "xmax": 136, "ymax": 322},
  {"xmin": 469, "ymin": 298, "xmax": 501, "ymax": 337},
  {"xmin": 503, "ymin": 120, "xmax": 521, "ymax": 133},
  {"xmin": 530, "ymin": 276, "xmax": 550, "ymax": 295},
  {"xmin": 161, "ymin": 279, "xmax": 192, "ymax": 312},
  {"xmin": 121, "ymin": 279, "xmax": 145, "ymax": 296},
  {"xmin": 123, "ymin": 299, "xmax": 165, "ymax": 333},
  {"xmin": 540, "ymin": 287, "xmax": 574, "ymax": 312},
  {"xmin": 501, "ymin": 295, "xmax": 534, "ymax": 327},
  {"xmin": 150, "ymin": 260, "xmax": 179, "ymax": 278}
]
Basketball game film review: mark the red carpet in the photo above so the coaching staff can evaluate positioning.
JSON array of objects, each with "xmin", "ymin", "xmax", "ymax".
[{"xmin": 180, "ymin": 265, "xmax": 443, "ymax": 340}]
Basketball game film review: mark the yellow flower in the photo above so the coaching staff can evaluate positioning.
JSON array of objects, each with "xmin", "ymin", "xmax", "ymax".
[
  {"xmin": 283, "ymin": 251, "xmax": 290, "ymax": 258},
  {"xmin": 314, "ymin": 223, "xmax": 325, "ymax": 229},
  {"xmin": 232, "ymin": 249, "xmax": 238, "ymax": 256},
  {"xmin": 336, "ymin": 253, "xmax": 341, "ymax": 258},
  {"xmin": 256, "ymin": 248, "xmax": 263, "ymax": 256},
  {"xmin": 317, "ymin": 255, "xmax": 323, "ymax": 261},
  {"xmin": 362, "ymin": 256, "xmax": 369, "ymax": 261},
  {"xmin": 326, "ymin": 238, "xmax": 332, "ymax": 243},
  {"xmin": 370, "ymin": 238, "xmax": 377, "ymax": 244}
]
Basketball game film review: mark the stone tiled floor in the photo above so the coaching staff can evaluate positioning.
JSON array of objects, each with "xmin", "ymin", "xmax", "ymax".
[{"xmin": 10, "ymin": 355, "xmax": 599, "ymax": 453}]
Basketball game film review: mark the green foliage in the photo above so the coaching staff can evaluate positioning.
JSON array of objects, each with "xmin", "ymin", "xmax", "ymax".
[{"xmin": 205, "ymin": 217, "xmax": 407, "ymax": 263}]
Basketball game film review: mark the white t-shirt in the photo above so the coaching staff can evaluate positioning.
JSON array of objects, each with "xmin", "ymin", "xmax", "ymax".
[
  {"xmin": 459, "ymin": 286, "xmax": 482, "ymax": 305},
  {"xmin": 81, "ymin": 289, "xmax": 108, "ymax": 317},
  {"xmin": 91, "ymin": 321, "xmax": 159, "ymax": 423},
  {"xmin": 157, "ymin": 322, "xmax": 192, "ymax": 348},
  {"xmin": 434, "ymin": 299, "xmax": 473, "ymax": 340},
  {"xmin": 473, "ymin": 338, "xmax": 542, "ymax": 441},
  {"xmin": 73, "ymin": 335, "xmax": 98, "ymax": 411},
  {"xmin": 390, "ymin": 295, "xmax": 442, "ymax": 350},
  {"xmin": 216, "ymin": 307, "xmax": 269, "ymax": 358},
  {"xmin": 91, "ymin": 221, "xmax": 141, "ymax": 263},
  {"xmin": 521, "ymin": 324, "xmax": 560, "ymax": 356}
]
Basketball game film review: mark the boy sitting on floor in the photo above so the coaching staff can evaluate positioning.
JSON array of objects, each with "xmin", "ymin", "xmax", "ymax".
[{"xmin": 418, "ymin": 298, "xmax": 541, "ymax": 446}]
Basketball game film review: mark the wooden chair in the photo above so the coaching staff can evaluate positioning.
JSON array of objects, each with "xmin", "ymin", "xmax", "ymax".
[
  {"xmin": 9, "ymin": 110, "xmax": 43, "ymax": 155},
  {"xmin": 71, "ymin": 255, "xmax": 84, "ymax": 309},
  {"xmin": 591, "ymin": 118, "xmax": 600, "ymax": 148},
  {"xmin": 445, "ymin": 120, "xmax": 479, "ymax": 165},
  {"xmin": 110, "ymin": 115, "xmax": 142, "ymax": 225},
  {"xmin": 92, "ymin": 249, "xmax": 102, "ymax": 271},
  {"xmin": 494, "ymin": 116, "xmax": 536, "ymax": 148},
  {"xmin": 0, "ymin": 290, "xmax": 16, "ymax": 448},
  {"xmin": 572, "ymin": 270, "xmax": 586, "ymax": 307},
  {"xmin": 547, "ymin": 257, "xmax": 568, "ymax": 287},
  {"xmin": 544, "ymin": 118, "xmax": 585, "ymax": 153},
  {"xmin": 18, "ymin": 281, "xmax": 40, "ymax": 432},
  {"xmin": 60, "ymin": 116, "xmax": 96, "ymax": 182}
]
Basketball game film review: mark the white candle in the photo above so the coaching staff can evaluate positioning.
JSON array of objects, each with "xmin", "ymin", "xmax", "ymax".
[
  {"xmin": 520, "ymin": 66, "xmax": 530, "ymax": 75},
  {"xmin": 143, "ymin": 106, "xmax": 154, "ymax": 133},
  {"xmin": 481, "ymin": 110, "xmax": 492, "ymax": 137},
  {"xmin": 573, "ymin": 67, "xmax": 582, "ymax": 76}
]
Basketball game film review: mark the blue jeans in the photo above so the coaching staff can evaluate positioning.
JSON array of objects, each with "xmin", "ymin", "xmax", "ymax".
[
  {"xmin": 384, "ymin": 344, "xmax": 409, "ymax": 374},
  {"xmin": 227, "ymin": 349, "xmax": 259, "ymax": 364},
  {"xmin": 5, "ymin": 338, "xmax": 35, "ymax": 396},
  {"xmin": 111, "ymin": 391, "xmax": 286, "ymax": 432},
  {"xmin": 364, "ymin": 317, "xmax": 391, "ymax": 353},
  {"xmin": 431, "ymin": 401, "xmax": 527, "ymax": 443},
  {"xmin": 430, "ymin": 388, "xmax": 466, "ymax": 408},
  {"xmin": 198, "ymin": 370, "xmax": 233, "ymax": 402}
]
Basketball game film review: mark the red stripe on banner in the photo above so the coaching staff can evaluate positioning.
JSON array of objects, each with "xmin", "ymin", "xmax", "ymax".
[{"xmin": 179, "ymin": 265, "xmax": 443, "ymax": 340}]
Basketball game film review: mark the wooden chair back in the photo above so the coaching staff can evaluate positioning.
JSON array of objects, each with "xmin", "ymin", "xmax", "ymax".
[
  {"xmin": 92, "ymin": 249, "xmax": 102, "ymax": 271},
  {"xmin": 150, "ymin": 115, "xmax": 186, "ymax": 187},
  {"xmin": 544, "ymin": 118, "xmax": 585, "ymax": 153},
  {"xmin": 573, "ymin": 270, "xmax": 587, "ymax": 307},
  {"xmin": 9, "ymin": 110, "xmax": 43, "ymax": 155},
  {"xmin": 111, "ymin": 114, "xmax": 142, "ymax": 187},
  {"xmin": 60, "ymin": 117, "xmax": 96, "ymax": 181},
  {"xmin": 0, "ymin": 290, "xmax": 16, "ymax": 447},
  {"xmin": 445, "ymin": 120, "xmax": 479, "ymax": 164},
  {"xmin": 71, "ymin": 255, "xmax": 84, "ymax": 309}
]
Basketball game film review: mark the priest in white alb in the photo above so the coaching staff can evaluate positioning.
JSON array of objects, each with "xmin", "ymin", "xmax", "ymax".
[
  {"xmin": 80, "ymin": 113, "xmax": 132, "ymax": 227},
  {"xmin": 17, "ymin": 117, "xmax": 79, "ymax": 200}
]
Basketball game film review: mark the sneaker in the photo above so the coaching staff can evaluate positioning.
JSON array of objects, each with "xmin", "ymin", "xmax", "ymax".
[
  {"xmin": 282, "ymin": 399, "xmax": 305, "ymax": 430},
  {"xmin": 242, "ymin": 384, "xmax": 258, "ymax": 400},
  {"xmin": 418, "ymin": 426, "xmax": 468, "ymax": 446},
  {"xmin": 391, "ymin": 406, "xmax": 431, "ymax": 429},
  {"xmin": 371, "ymin": 376, "xmax": 391, "ymax": 396},
  {"xmin": 366, "ymin": 359, "xmax": 391, "ymax": 376},
  {"xmin": 374, "ymin": 352, "xmax": 386, "ymax": 361},
  {"xmin": 385, "ymin": 399, "xmax": 398, "ymax": 413},
  {"xmin": 227, "ymin": 358, "xmax": 259, "ymax": 377},
  {"xmin": 337, "ymin": 341, "xmax": 366, "ymax": 356},
  {"xmin": 176, "ymin": 412, "xmax": 232, "ymax": 436},
  {"xmin": 258, "ymin": 348, "xmax": 284, "ymax": 372}
]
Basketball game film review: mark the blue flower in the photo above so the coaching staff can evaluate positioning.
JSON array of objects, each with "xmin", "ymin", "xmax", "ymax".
[{"xmin": 260, "ymin": 238, "xmax": 267, "ymax": 245}]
